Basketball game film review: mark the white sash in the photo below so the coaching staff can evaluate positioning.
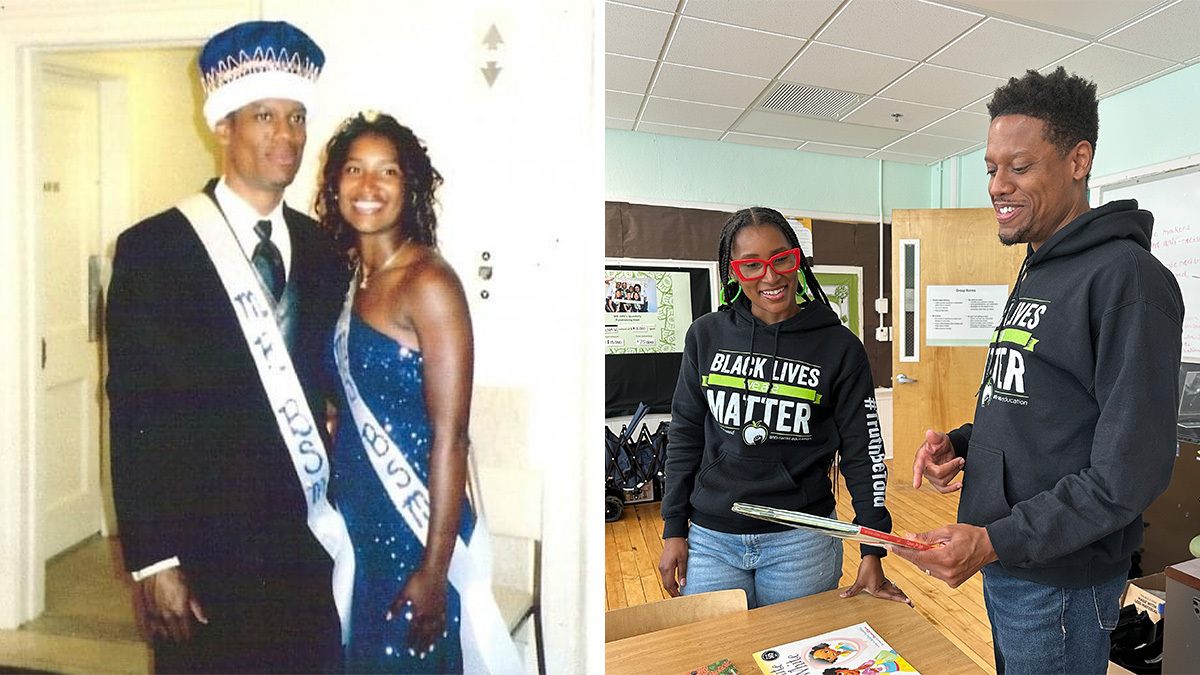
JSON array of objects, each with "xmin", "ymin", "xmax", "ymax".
[
  {"xmin": 175, "ymin": 193, "xmax": 355, "ymax": 641},
  {"xmin": 334, "ymin": 283, "xmax": 523, "ymax": 674}
]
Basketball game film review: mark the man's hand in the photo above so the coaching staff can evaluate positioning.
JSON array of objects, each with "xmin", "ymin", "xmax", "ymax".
[
  {"xmin": 886, "ymin": 524, "xmax": 998, "ymax": 588},
  {"xmin": 135, "ymin": 567, "xmax": 206, "ymax": 642},
  {"xmin": 658, "ymin": 537, "xmax": 689, "ymax": 597},
  {"xmin": 913, "ymin": 429, "xmax": 965, "ymax": 493}
]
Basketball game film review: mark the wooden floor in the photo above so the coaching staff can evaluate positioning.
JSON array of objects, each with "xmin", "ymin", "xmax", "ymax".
[{"xmin": 605, "ymin": 460, "xmax": 997, "ymax": 674}]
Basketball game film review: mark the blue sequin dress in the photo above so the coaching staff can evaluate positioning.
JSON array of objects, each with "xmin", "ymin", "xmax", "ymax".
[{"xmin": 330, "ymin": 312, "xmax": 475, "ymax": 674}]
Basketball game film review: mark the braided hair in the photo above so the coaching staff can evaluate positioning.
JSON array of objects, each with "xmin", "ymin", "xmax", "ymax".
[
  {"xmin": 315, "ymin": 110, "xmax": 443, "ymax": 260},
  {"xmin": 717, "ymin": 207, "xmax": 830, "ymax": 310}
]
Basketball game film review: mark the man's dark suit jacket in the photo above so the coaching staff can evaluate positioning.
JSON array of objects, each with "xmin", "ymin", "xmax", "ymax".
[{"xmin": 106, "ymin": 182, "xmax": 349, "ymax": 673}]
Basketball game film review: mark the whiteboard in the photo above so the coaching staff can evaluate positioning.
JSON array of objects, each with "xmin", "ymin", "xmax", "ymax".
[{"xmin": 1099, "ymin": 165, "xmax": 1200, "ymax": 360}]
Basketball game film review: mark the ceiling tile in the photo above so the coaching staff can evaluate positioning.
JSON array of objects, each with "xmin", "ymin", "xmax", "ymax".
[
  {"xmin": 651, "ymin": 62, "xmax": 771, "ymax": 107},
  {"xmin": 619, "ymin": 0, "xmax": 679, "ymax": 11},
  {"xmin": 683, "ymin": 0, "xmax": 844, "ymax": 39},
  {"xmin": 635, "ymin": 122, "xmax": 724, "ymax": 140},
  {"xmin": 1044, "ymin": 43, "xmax": 1174, "ymax": 95},
  {"xmin": 641, "ymin": 96, "xmax": 744, "ymax": 129},
  {"xmin": 781, "ymin": 42, "xmax": 916, "ymax": 96},
  {"xmin": 880, "ymin": 64, "xmax": 1007, "ymax": 108},
  {"xmin": 1102, "ymin": 1, "xmax": 1200, "ymax": 63},
  {"xmin": 606, "ymin": 90, "xmax": 644, "ymax": 119},
  {"xmin": 798, "ymin": 142, "xmax": 876, "ymax": 158},
  {"xmin": 606, "ymin": 53, "xmax": 658, "ymax": 94},
  {"xmin": 723, "ymin": 132, "xmax": 803, "ymax": 150},
  {"xmin": 817, "ymin": 0, "xmax": 983, "ymax": 60},
  {"xmin": 605, "ymin": 2, "xmax": 675, "ymax": 59},
  {"xmin": 930, "ymin": 18, "xmax": 1087, "ymax": 78},
  {"xmin": 665, "ymin": 16, "xmax": 805, "ymax": 78},
  {"xmin": 947, "ymin": 0, "xmax": 1163, "ymax": 38},
  {"xmin": 920, "ymin": 110, "xmax": 991, "ymax": 140},
  {"xmin": 841, "ymin": 98, "xmax": 952, "ymax": 132},
  {"xmin": 964, "ymin": 95, "xmax": 994, "ymax": 114},
  {"xmin": 885, "ymin": 133, "xmax": 979, "ymax": 157},
  {"xmin": 606, "ymin": 118, "xmax": 636, "ymax": 130},
  {"xmin": 737, "ymin": 109, "xmax": 908, "ymax": 146},
  {"xmin": 867, "ymin": 150, "xmax": 937, "ymax": 164}
]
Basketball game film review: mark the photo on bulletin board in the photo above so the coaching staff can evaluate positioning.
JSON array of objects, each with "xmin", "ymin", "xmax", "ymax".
[
  {"xmin": 813, "ymin": 264, "xmax": 863, "ymax": 341},
  {"xmin": 604, "ymin": 259, "xmax": 719, "ymax": 416}
]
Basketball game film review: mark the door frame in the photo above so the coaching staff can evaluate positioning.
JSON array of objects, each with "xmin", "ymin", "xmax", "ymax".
[{"xmin": 0, "ymin": 0, "xmax": 257, "ymax": 630}]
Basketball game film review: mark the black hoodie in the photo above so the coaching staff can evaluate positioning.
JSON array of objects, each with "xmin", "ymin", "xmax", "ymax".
[
  {"xmin": 661, "ymin": 293, "xmax": 891, "ymax": 557},
  {"xmin": 949, "ymin": 199, "xmax": 1184, "ymax": 588}
]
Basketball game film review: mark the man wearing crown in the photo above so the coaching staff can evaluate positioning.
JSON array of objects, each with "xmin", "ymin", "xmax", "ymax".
[{"xmin": 106, "ymin": 20, "xmax": 351, "ymax": 673}]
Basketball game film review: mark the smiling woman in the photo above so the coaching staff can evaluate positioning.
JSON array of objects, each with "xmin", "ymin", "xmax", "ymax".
[{"xmin": 656, "ymin": 206, "xmax": 908, "ymax": 613}]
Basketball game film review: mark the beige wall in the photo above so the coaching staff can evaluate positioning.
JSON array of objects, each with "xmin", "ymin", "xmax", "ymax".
[{"xmin": 43, "ymin": 47, "xmax": 218, "ymax": 250}]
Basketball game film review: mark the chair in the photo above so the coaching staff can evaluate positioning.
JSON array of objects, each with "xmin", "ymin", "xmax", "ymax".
[
  {"xmin": 604, "ymin": 589, "xmax": 748, "ymax": 642},
  {"xmin": 471, "ymin": 387, "xmax": 544, "ymax": 674}
]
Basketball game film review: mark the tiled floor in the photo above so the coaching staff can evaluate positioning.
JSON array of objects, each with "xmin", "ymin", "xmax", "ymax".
[{"xmin": 0, "ymin": 536, "xmax": 150, "ymax": 674}]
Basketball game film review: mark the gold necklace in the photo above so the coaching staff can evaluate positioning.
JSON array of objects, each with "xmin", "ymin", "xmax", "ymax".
[{"xmin": 358, "ymin": 243, "xmax": 407, "ymax": 289}]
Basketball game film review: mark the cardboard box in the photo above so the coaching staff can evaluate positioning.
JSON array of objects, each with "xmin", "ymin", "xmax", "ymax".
[
  {"xmin": 1108, "ymin": 573, "xmax": 1167, "ymax": 675},
  {"xmin": 1122, "ymin": 572, "xmax": 1167, "ymax": 623}
]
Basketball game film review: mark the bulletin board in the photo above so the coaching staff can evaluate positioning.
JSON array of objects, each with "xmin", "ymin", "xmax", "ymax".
[
  {"xmin": 604, "ymin": 258, "xmax": 719, "ymax": 416},
  {"xmin": 813, "ymin": 264, "xmax": 863, "ymax": 341},
  {"xmin": 1095, "ymin": 158, "xmax": 1200, "ymax": 360}
]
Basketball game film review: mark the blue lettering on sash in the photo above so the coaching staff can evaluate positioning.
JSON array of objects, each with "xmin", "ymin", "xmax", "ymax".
[
  {"xmin": 233, "ymin": 290, "xmax": 270, "ymax": 319},
  {"xmin": 277, "ymin": 399, "xmax": 315, "ymax": 436},
  {"xmin": 253, "ymin": 331, "xmax": 287, "ymax": 372},
  {"xmin": 309, "ymin": 475, "xmax": 327, "ymax": 504},
  {"xmin": 361, "ymin": 422, "xmax": 391, "ymax": 458},
  {"xmin": 297, "ymin": 438, "xmax": 323, "ymax": 474},
  {"xmin": 386, "ymin": 458, "xmax": 413, "ymax": 488},
  {"xmin": 403, "ymin": 491, "xmax": 430, "ymax": 530}
]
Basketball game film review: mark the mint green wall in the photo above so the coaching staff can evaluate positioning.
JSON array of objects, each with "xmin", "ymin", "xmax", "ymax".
[
  {"xmin": 605, "ymin": 129, "xmax": 934, "ymax": 216},
  {"xmin": 939, "ymin": 61, "xmax": 1200, "ymax": 207},
  {"xmin": 1093, "ymin": 62, "xmax": 1200, "ymax": 177}
]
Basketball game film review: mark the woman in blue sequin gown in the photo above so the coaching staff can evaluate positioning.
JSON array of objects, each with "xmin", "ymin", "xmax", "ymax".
[{"xmin": 316, "ymin": 111, "xmax": 475, "ymax": 674}]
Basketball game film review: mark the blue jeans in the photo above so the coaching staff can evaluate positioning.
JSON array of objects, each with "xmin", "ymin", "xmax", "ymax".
[
  {"xmin": 982, "ymin": 566, "xmax": 1125, "ymax": 674},
  {"xmin": 682, "ymin": 517, "xmax": 842, "ymax": 609}
]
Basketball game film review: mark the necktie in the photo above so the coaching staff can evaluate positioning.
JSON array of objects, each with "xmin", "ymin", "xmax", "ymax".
[{"xmin": 252, "ymin": 219, "xmax": 285, "ymax": 302}]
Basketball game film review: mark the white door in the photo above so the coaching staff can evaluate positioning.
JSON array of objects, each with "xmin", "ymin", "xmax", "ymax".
[{"xmin": 36, "ymin": 70, "xmax": 104, "ymax": 560}]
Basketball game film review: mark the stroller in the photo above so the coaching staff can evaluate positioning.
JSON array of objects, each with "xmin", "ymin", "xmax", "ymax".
[{"xmin": 604, "ymin": 402, "xmax": 669, "ymax": 522}]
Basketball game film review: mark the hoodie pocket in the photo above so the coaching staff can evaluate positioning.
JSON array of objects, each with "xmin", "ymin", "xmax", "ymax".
[
  {"xmin": 693, "ymin": 453, "xmax": 802, "ymax": 517},
  {"xmin": 958, "ymin": 443, "xmax": 1014, "ymax": 527}
]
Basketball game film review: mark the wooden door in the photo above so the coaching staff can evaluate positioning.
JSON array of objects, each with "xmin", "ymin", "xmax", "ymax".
[
  {"xmin": 890, "ymin": 209, "xmax": 1025, "ymax": 475},
  {"xmin": 36, "ymin": 70, "xmax": 104, "ymax": 559}
]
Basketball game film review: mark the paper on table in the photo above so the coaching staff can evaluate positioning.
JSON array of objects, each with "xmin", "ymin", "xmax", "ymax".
[
  {"xmin": 731, "ymin": 503, "xmax": 934, "ymax": 550},
  {"xmin": 753, "ymin": 621, "xmax": 919, "ymax": 675}
]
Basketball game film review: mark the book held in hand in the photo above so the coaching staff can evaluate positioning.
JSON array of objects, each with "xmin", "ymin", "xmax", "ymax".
[
  {"xmin": 752, "ymin": 622, "xmax": 918, "ymax": 675},
  {"xmin": 731, "ymin": 503, "xmax": 933, "ymax": 550}
]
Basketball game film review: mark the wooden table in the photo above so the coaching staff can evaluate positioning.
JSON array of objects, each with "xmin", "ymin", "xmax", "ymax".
[{"xmin": 606, "ymin": 589, "xmax": 987, "ymax": 674}]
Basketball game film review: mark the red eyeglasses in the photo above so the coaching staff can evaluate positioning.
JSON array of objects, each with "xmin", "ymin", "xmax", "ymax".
[{"xmin": 730, "ymin": 248, "xmax": 802, "ymax": 281}]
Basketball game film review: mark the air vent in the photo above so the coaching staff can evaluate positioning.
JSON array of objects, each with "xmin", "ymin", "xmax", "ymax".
[{"xmin": 760, "ymin": 82, "xmax": 860, "ymax": 118}]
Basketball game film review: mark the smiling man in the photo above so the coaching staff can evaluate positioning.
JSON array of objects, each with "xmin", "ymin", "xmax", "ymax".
[
  {"xmin": 890, "ymin": 67, "xmax": 1184, "ymax": 674},
  {"xmin": 107, "ymin": 21, "xmax": 351, "ymax": 673}
]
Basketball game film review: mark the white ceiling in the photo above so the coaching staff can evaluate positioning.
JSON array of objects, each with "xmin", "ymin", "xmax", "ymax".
[{"xmin": 605, "ymin": 0, "xmax": 1200, "ymax": 165}]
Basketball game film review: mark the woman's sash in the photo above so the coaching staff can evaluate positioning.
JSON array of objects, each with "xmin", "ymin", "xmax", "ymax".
[
  {"xmin": 334, "ymin": 283, "xmax": 523, "ymax": 674},
  {"xmin": 175, "ymin": 193, "xmax": 355, "ymax": 640}
]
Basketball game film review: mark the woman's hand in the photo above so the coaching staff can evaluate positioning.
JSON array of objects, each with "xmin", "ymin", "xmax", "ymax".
[
  {"xmin": 839, "ymin": 553, "xmax": 911, "ymax": 606},
  {"xmin": 658, "ymin": 537, "xmax": 689, "ymax": 597},
  {"xmin": 388, "ymin": 566, "xmax": 449, "ymax": 654}
]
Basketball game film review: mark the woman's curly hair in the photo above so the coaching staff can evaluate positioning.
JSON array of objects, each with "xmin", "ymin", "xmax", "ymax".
[{"xmin": 315, "ymin": 110, "xmax": 443, "ymax": 258}]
